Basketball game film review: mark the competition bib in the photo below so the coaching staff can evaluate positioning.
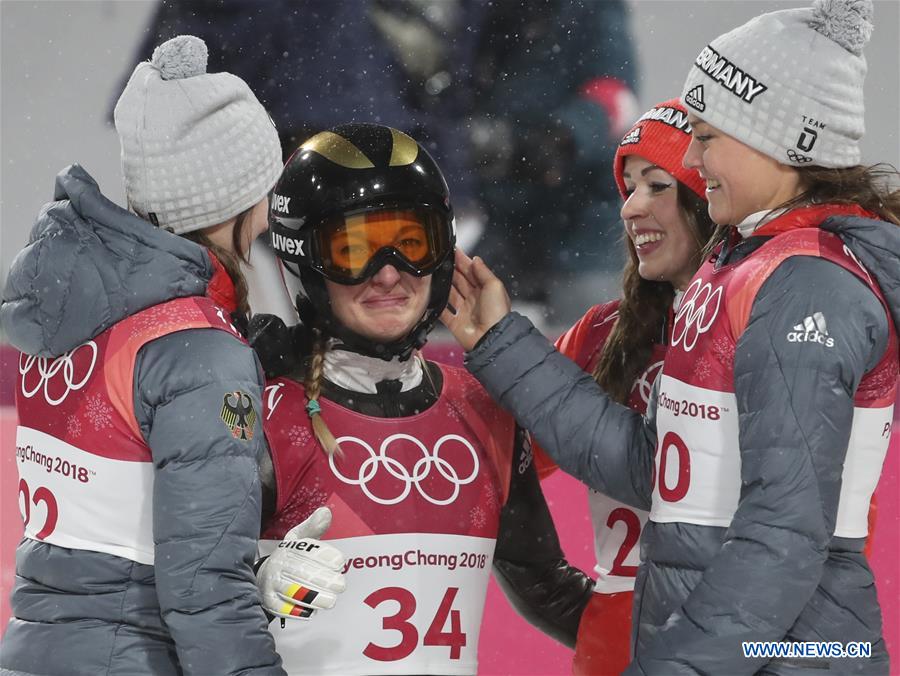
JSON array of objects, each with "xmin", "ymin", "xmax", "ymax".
[
  {"xmin": 260, "ymin": 533, "xmax": 496, "ymax": 675},
  {"xmin": 588, "ymin": 491, "xmax": 648, "ymax": 593},
  {"xmin": 651, "ymin": 375, "xmax": 741, "ymax": 527},
  {"xmin": 16, "ymin": 426, "xmax": 155, "ymax": 563}
]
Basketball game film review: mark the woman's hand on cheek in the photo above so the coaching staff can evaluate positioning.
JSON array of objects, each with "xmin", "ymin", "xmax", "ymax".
[{"xmin": 440, "ymin": 249, "xmax": 512, "ymax": 351}]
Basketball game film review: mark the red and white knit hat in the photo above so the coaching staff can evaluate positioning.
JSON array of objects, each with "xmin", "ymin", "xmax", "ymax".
[{"xmin": 612, "ymin": 98, "xmax": 706, "ymax": 201}]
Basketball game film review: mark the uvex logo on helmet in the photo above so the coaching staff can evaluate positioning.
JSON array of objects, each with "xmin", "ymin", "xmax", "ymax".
[
  {"xmin": 271, "ymin": 194, "xmax": 292, "ymax": 213},
  {"xmin": 271, "ymin": 231, "xmax": 305, "ymax": 257}
]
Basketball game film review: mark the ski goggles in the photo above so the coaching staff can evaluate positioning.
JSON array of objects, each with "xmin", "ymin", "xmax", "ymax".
[{"xmin": 272, "ymin": 207, "xmax": 453, "ymax": 284}]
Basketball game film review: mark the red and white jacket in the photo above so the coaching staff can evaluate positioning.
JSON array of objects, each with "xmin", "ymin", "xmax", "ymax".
[{"xmin": 16, "ymin": 296, "xmax": 241, "ymax": 564}]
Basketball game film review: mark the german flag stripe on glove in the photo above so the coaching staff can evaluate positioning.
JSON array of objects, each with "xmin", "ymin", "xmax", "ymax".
[{"xmin": 287, "ymin": 583, "xmax": 319, "ymax": 605}]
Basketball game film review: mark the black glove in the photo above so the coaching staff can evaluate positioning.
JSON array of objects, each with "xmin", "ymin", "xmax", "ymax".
[
  {"xmin": 492, "ymin": 430, "xmax": 594, "ymax": 648},
  {"xmin": 247, "ymin": 314, "xmax": 310, "ymax": 379}
]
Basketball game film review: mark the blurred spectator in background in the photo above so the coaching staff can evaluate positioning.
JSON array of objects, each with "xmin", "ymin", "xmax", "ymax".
[
  {"xmin": 468, "ymin": 0, "xmax": 639, "ymax": 323},
  {"xmin": 119, "ymin": 0, "xmax": 638, "ymax": 327},
  {"xmin": 119, "ymin": 0, "xmax": 480, "ymax": 214}
]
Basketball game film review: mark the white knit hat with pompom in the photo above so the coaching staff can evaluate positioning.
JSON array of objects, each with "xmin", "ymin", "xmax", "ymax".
[
  {"xmin": 681, "ymin": 0, "xmax": 873, "ymax": 168},
  {"xmin": 114, "ymin": 35, "xmax": 282, "ymax": 234}
]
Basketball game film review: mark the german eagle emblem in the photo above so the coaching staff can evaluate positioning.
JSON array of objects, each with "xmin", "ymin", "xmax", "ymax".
[{"xmin": 220, "ymin": 391, "xmax": 257, "ymax": 441}]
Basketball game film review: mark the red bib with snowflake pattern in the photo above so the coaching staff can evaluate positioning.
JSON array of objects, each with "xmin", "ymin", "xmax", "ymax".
[
  {"xmin": 260, "ymin": 364, "xmax": 515, "ymax": 675},
  {"xmin": 652, "ymin": 209, "xmax": 897, "ymax": 537},
  {"xmin": 15, "ymin": 296, "xmax": 242, "ymax": 564}
]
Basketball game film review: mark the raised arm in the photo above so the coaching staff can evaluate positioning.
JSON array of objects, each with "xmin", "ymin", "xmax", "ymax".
[{"xmin": 442, "ymin": 250, "xmax": 654, "ymax": 510}]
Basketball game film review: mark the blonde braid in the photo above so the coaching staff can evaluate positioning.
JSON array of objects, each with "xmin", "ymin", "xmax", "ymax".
[
  {"xmin": 305, "ymin": 330, "xmax": 341, "ymax": 456},
  {"xmin": 415, "ymin": 352, "xmax": 440, "ymax": 400}
]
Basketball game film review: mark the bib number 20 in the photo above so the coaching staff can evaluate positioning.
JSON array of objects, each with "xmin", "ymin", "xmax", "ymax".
[{"xmin": 364, "ymin": 586, "xmax": 466, "ymax": 662}]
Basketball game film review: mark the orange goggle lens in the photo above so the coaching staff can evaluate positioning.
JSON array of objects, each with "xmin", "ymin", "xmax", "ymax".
[{"xmin": 317, "ymin": 209, "xmax": 448, "ymax": 280}]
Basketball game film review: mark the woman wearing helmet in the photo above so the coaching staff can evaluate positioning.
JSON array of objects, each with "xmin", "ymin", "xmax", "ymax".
[{"xmin": 254, "ymin": 123, "xmax": 594, "ymax": 675}]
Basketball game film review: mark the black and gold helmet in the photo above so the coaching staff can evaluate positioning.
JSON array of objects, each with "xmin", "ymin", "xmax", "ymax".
[{"xmin": 269, "ymin": 123, "xmax": 455, "ymax": 360}]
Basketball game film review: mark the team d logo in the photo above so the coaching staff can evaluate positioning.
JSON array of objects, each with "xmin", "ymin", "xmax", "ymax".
[
  {"xmin": 220, "ymin": 391, "xmax": 258, "ymax": 440},
  {"xmin": 672, "ymin": 278, "xmax": 722, "ymax": 352},
  {"xmin": 797, "ymin": 126, "xmax": 818, "ymax": 152}
]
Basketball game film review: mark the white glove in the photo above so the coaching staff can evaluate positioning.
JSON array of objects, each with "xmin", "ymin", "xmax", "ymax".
[{"xmin": 257, "ymin": 507, "xmax": 347, "ymax": 620}]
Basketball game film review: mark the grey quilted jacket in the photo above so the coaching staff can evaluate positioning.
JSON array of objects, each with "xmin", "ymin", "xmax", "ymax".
[
  {"xmin": 465, "ymin": 214, "xmax": 899, "ymax": 675},
  {"xmin": 0, "ymin": 165, "xmax": 284, "ymax": 675}
]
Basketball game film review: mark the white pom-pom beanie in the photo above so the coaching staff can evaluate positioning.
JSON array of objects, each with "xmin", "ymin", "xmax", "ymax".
[
  {"xmin": 114, "ymin": 35, "xmax": 283, "ymax": 234},
  {"xmin": 681, "ymin": 0, "xmax": 873, "ymax": 168}
]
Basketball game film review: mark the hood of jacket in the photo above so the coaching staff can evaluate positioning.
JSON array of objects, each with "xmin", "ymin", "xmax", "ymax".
[
  {"xmin": 822, "ymin": 214, "xmax": 900, "ymax": 337},
  {"xmin": 1, "ymin": 164, "xmax": 213, "ymax": 357}
]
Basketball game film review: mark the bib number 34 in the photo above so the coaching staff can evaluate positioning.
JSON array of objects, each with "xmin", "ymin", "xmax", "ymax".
[{"xmin": 364, "ymin": 586, "xmax": 466, "ymax": 661}]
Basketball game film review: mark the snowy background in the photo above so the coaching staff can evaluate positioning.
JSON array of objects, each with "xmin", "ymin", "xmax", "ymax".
[
  {"xmin": 2, "ymin": 0, "xmax": 898, "ymax": 294},
  {"xmin": 1, "ymin": 2, "xmax": 899, "ymax": 673}
]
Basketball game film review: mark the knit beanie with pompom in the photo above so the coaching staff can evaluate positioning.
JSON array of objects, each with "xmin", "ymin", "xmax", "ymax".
[
  {"xmin": 114, "ymin": 35, "xmax": 282, "ymax": 234},
  {"xmin": 681, "ymin": 0, "xmax": 873, "ymax": 168}
]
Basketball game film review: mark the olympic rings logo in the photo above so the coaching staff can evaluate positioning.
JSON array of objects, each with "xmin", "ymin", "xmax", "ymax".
[
  {"xmin": 786, "ymin": 149, "xmax": 813, "ymax": 164},
  {"xmin": 19, "ymin": 341, "xmax": 98, "ymax": 406},
  {"xmin": 329, "ymin": 433, "xmax": 480, "ymax": 506},
  {"xmin": 633, "ymin": 360, "xmax": 664, "ymax": 405},
  {"xmin": 671, "ymin": 279, "xmax": 722, "ymax": 352}
]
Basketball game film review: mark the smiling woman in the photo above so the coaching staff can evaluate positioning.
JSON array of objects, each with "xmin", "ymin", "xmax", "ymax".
[
  {"xmin": 620, "ymin": 156, "xmax": 705, "ymax": 291},
  {"xmin": 441, "ymin": 98, "xmax": 717, "ymax": 675},
  {"xmin": 438, "ymin": 1, "xmax": 900, "ymax": 674},
  {"xmin": 683, "ymin": 117, "xmax": 805, "ymax": 229}
]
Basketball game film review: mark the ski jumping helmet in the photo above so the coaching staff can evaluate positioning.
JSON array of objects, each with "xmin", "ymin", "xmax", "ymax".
[{"xmin": 269, "ymin": 123, "xmax": 456, "ymax": 360}]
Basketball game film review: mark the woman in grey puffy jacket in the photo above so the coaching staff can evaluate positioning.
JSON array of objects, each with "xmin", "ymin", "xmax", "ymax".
[
  {"xmin": 0, "ymin": 36, "xmax": 292, "ymax": 675},
  {"xmin": 441, "ymin": 1, "xmax": 900, "ymax": 674}
]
